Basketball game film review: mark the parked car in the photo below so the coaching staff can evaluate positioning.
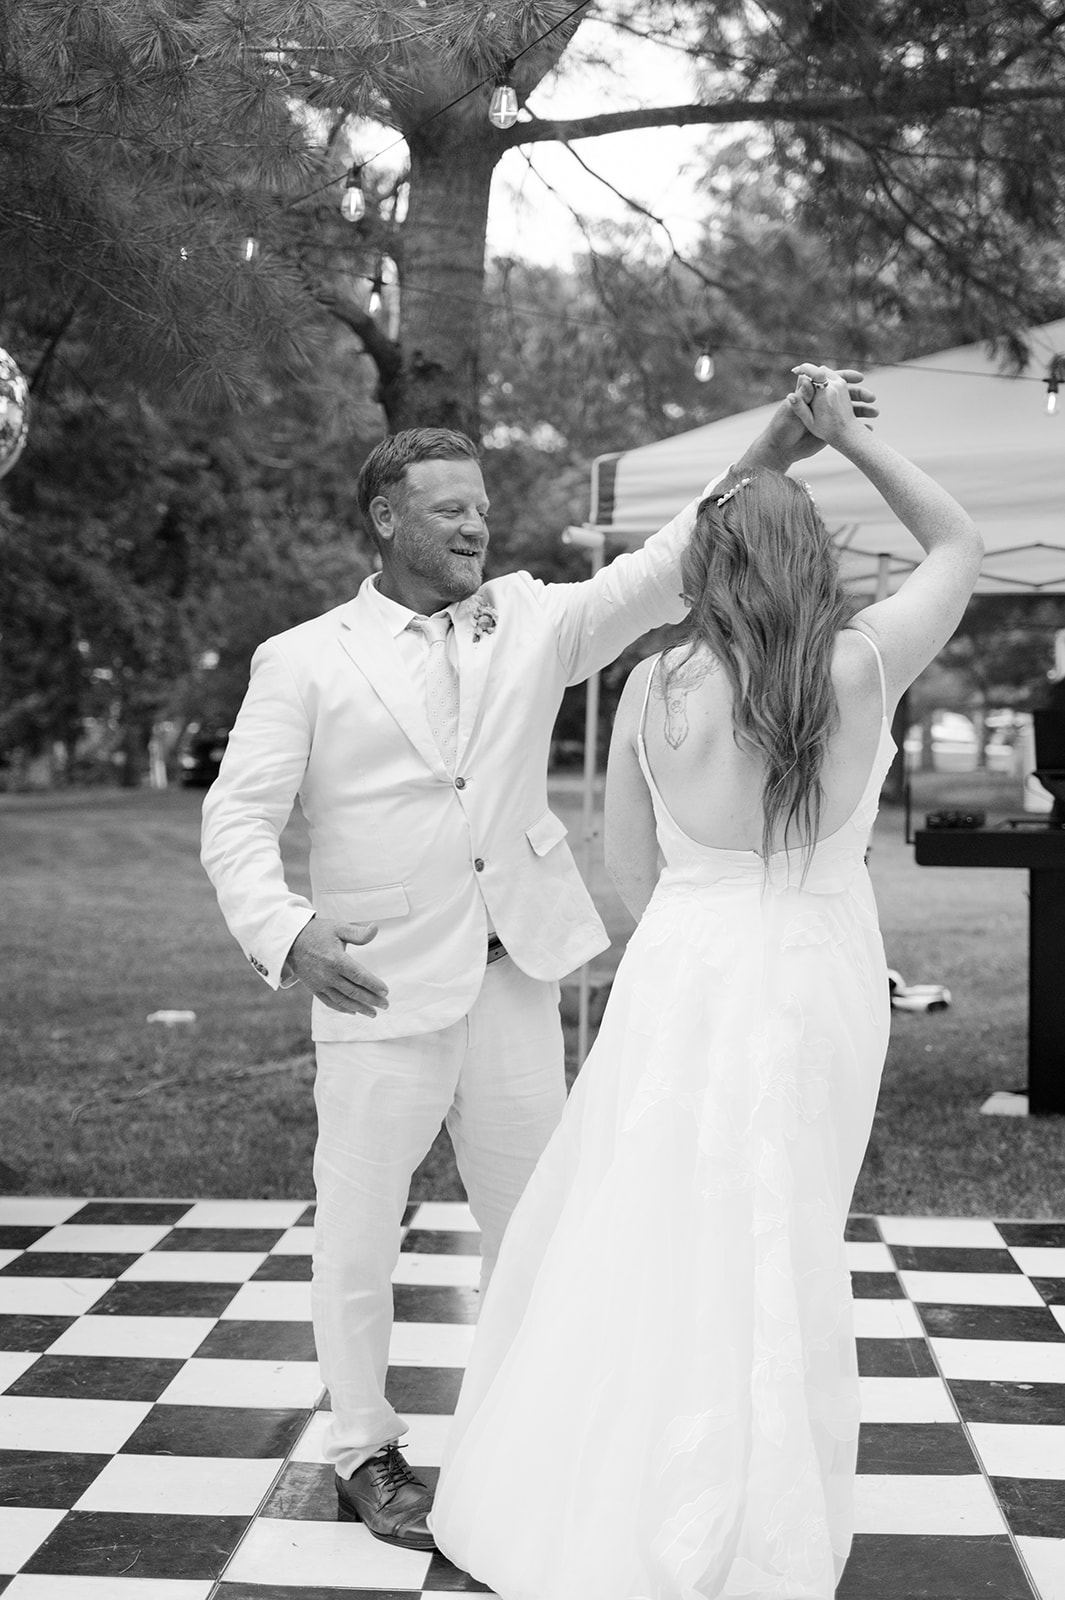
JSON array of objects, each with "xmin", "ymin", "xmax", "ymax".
[{"xmin": 179, "ymin": 726, "xmax": 229, "ymax": 788}]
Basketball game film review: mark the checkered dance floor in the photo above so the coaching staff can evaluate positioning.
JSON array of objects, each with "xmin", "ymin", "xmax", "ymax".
[{"xmin": 1, "ymin": 1199, "xmax": 1064, "ymax": 1599}]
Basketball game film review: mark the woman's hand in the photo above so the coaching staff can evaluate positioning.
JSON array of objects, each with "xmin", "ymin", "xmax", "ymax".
[{"xmin": 786, "ymin": 364, "xmax": 871, "ymax": 450}]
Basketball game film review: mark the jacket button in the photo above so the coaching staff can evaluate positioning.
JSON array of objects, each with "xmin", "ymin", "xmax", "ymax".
[
  {"xmin": 474, "ymin": 857, "xmax": 485, "ymax": 872},
  {"xmin": 455, "ymin": 777, "xmax": 466, "ymax": 790}
]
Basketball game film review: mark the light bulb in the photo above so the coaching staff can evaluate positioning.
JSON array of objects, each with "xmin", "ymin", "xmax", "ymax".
[
  {"xmin": 1047, "ymin": 384, "xmax": 1059, "ymax": 416},
  {"xmin": 488, "ymin": 82, "xmax": 518, "ymax": 129},
  {"xmin": 368, "ymin": 277, "xmax": 384, "ymax": 315},
  {"xmin": 340, "ymin": 167, "xmax": 365, "ymax": 223},
  {"xmin": 693, "ymin": 352, "xmax": 715, "ymax": 383},
  {"xmin": 243, "ymin": 236, "xmax": 259, "ymax": 262}
]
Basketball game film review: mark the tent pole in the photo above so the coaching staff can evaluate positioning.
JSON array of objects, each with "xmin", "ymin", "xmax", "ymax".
[{"xmin": 563, "ymin": 525, "xmax": 606, "ymax": 1068}]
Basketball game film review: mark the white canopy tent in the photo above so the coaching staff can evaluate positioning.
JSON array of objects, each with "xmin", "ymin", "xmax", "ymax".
[
  {"xmin": 566, "ymin": 321, "xmax": 1065, "ymax": 1059},
  {"xmin": 587, "ymin": 318, "xmax": 1065, "ymax": 593}
]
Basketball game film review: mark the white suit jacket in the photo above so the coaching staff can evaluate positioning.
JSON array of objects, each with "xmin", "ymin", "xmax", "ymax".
[{"xmin": 201, "ymin": 488, "xmax": 712, "ymax": 1041}]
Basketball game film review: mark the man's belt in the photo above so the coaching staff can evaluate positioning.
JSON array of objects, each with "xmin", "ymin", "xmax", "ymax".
[{"xmin": 486, "ymin": 933, "xmax": 507, "ymax": 965}]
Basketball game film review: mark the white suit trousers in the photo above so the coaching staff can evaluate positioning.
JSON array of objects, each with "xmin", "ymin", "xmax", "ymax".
[{"xmin": 311, "ymin": 956, "xmax": 566, "ymax": 1479}]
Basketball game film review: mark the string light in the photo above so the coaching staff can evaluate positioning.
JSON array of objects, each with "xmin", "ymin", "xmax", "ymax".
[
  {"xmin": 368, "ymin": 265, "xmax": 385, "ymax": 316},
  {"xmin": 242, "ymin": 236, "xmax": 260, "ymax": 262},
  {"xmin": 1045, "ymin": 354, "xmax": 1065, "ymax": 415},
  {"xmin": 693, "ymin": 349, "xmax": 715, "ymax": 383},
  {"xmin": 340, "ymin": 164, "xmax": 366, "ymax": 223},
  {"xmin": 488, "ymin": 61, "xmax": 519, "ymax": 130}
]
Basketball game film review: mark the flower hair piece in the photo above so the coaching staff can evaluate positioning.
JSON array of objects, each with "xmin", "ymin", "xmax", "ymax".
[{"xmin": 713, "ymin": 476, "xmax": 752, "ymax": 507}]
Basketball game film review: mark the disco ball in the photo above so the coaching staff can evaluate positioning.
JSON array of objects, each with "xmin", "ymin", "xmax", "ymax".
[{"xmin": 0, "ymin": 348, "xmax": 30, "ymax": 481}]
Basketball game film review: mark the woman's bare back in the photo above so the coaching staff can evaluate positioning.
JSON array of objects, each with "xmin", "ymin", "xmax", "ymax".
[{"xmin": 640, "ymin": 628, "xmax": 888, "ymax": 854}]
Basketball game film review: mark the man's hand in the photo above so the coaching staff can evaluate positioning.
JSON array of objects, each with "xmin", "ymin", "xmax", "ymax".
[
  {"xmin": 738, "ymin": 367, "xmax": 878, "ymax": 473},
  {"xmin": 286, "ymin": 917, "xmax": 389, "ymax": 1016}
]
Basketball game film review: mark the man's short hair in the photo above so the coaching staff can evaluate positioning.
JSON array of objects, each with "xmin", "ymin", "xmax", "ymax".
[{"xmin": 356, "ymin": 429, "xmax": 480, "ymax": 520}]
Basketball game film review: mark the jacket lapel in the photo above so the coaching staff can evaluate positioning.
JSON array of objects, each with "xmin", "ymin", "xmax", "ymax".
[{"xmin": 335, "ymin": 585, "xmax": 449, "ymax": 778}]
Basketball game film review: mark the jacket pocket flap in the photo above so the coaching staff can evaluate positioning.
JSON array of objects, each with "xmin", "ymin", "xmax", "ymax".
[
  {"xmin": 525, "ymin": 810, "xmax": 568, "ymax": 857},
  {"xmin": 318, "ymin": 885, "xmax": 410, "ymax": 922}
]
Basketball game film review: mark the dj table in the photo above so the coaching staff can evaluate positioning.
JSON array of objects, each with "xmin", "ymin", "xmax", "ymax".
[{"xmin": 914, "ymin": 824, "xmax": 1065, "ymax": 1114}]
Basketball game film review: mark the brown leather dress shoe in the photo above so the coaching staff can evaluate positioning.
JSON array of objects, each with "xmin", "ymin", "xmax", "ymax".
[{"xmin": 335, "ymin": 1443, "xmax": 435, "ymax": 1551}]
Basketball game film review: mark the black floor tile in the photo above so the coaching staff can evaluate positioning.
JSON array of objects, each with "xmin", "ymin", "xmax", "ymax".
[
  {"xmin": 1033, "ymin": 1276, "xmax": 1065, "ymax": 1305},
  {"xmin": 120, "ymin": 1403, "xmax": 308, "ymax": 1458},
  {"xmin": 23, "ymin": 1508, "xmax": 247, "ymax": 1578},
  {"xmin": 856, "ymin": 1423, "xmax": 979, "ymax": 1475},
  {"xmin": 260, "ymin": 1459, "xmax": 336, "ymax": 1520},
  {"xmin": 857, "ymin": 1337, "xmax": 937, "ymax": 1378},
  {"xmin": 845, "ymin": 1216, "xmax": 881, "ymax": 1242},
  {"xmin": 252, "ymin": 1254, "xmax": 312, "ymax": 1281},
  {"xmin": 424, "ymin": 1550, "xmax": 494, "ymax": 1591},
  {"xmin": 993, "ymin": 1474, "xmax": 1065, "ymax": 1538},
  {"xmin": 997, "ymin": 1221, "xmax": 1065, "ymax": 1247},
  {"xmin": 851, "ymin": 1271, "xmax": 904, "ymax": 1299},
  {"xmin": 917, "ymin": 1302, "xmax": 1065, "ymax": 1341},
  {"xmin": 154, "ymin": 1228, "xmax": 284, "ymax": 1253},
  {"xmin": 6, "ymin": 1353, "xmax": 185, "ymax": 1402},
  {"xmin": 89, "ymin": 1280, "xmax": 238, "ymax": 1317},
  {"xmin": 392, "ymin": 1285, "xmax": 481, "ymax": 1325},
  {"xmin": 219, "ymin": 1589, "xmax": 414, "ymax": 1599},
  {"xmin": 383, "ymin": 1365, "xmax": 464, "ymax": 1415},
  {"xmin": 889, "ymin": 1246, "xmax": 1022, "ymax": 1274},
  {"xmin": 401, "ymin": 1229, "xmax": 480, "ymax": 1256},
  {"xmin": 0, "ymin": 1313, "xmax": 75, "ymax": 1351},
  {"xmin": 0, "ymin": 1251, "xmax": 136, "ymax": 1279},
  {"xmin": 948, "ymin": 1378, "xmax": 1065, "ymax": 1424},
  {"xmin": 0, "ymin": 1449, "xmax": 108, "ymax": 1508},
  {"xmin": 0, "ymin": 1226, "xmax": 52, "ymax": 1250},
  {"xmin": 295, "ymin": 1205, "xmax": 315, "ymax": 1226},
  {"xmin": 836, "ymin": 1533, "xmax": 1033, "ymax": 1597},
  {"xmin": 194, "ymin": 1319, "xmax": 318, "ymax": 1361},
  {"xmin": 68, "ymin": 1201, "xmax": 195, "ymax": 1225}
]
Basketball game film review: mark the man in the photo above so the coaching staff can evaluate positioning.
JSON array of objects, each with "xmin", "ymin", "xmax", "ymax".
[{"xmin": 200, "ymin": 375, "xmax": 874, "ymax": 1553}]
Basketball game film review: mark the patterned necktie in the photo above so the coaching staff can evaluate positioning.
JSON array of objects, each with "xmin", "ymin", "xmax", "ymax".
[{"xmin": 410, "ymin": 613, "xmax": 459, "ymax": 771}]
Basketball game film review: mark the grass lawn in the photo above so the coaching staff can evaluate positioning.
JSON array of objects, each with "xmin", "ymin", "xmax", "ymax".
[{"xmin": 1, "ymin": 770, "xmax": 1061, "ymax": 1215}]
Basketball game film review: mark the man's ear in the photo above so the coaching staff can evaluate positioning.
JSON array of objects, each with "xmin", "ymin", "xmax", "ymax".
[{"xmin": 368, "ymin": 493, "xmax": 395, "ymax": 545}]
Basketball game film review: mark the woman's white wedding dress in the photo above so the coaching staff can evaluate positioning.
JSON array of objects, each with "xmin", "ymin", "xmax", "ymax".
[{"xmin": 431, "ymin": 643, "xmax": 894, "ymax": 1600}]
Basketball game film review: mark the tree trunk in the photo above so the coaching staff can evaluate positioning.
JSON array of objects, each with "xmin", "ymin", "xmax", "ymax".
[{"xmin": 389, "ymin": 120, "xmax": 499, "ymax": 435}]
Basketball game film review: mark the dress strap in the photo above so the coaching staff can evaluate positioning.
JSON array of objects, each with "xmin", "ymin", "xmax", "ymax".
[
  {"xmin": 846, "ymin": 627, "xmax": 889, "ymax": 723},
  {"xmin": 637, "ymin": 652, "xmax": 664, "ymax": 746}
]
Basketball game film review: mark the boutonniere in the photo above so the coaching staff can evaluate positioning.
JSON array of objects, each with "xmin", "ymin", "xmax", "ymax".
[{"xmin": 468, "ymin": 593, "xmax": 498, "ymax": 644}]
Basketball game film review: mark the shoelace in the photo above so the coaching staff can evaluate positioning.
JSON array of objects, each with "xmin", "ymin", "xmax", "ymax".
[{"xmin": 369, "ymin": 1445, "xmax": 416, "ymax": 1507}]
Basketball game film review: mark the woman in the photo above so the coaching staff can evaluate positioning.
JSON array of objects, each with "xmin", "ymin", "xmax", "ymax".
[{"xmin": 430, "ymin": 367, "xmax": 982, "ymax": 1599}]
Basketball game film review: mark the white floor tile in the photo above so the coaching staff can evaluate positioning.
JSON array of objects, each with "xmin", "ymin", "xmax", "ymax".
[
  {"xmin": 392, "ymin": 1252, "xmax": 482, "ymax": 1288},
  {"xmin": 269, "ymin": 1227, "xmax": 314, "ymax": 1256},
  {"xmin": 120, "ymin": 1251, "xmax": 266, "ymax": 1283},
  {"xmin": 74, "ymin": 1452, "xmax": 283, "ymax": 1516},
  {"xmin": 0, "ymin": 1395, "xmax": 151, "ymax": 1454},
  {"xmin": 859, "ymin": 1376, "xmax": 957, "ymax": 1423},
  {"xmin": 846, "ymin": 1241, "xmax": 896, "ymax": 1272},
  {"xmin": 289, "ymin": 1410, "xmax": 331, "ymax": 1463},
  {"xmin": 46, "ymin": 1314, "xmax": 218, "ymax": 1360},
  {"xmin": 879, "ymin": 1217, "xmax": 1005, "ymax": 1248},
  {"xmin": 1018, "ymin": 1536, "xmax": 1065, "ymax": 1600},
  {"xmin": 899, "ymin": 1269, "xmax": 1045, "ymax": 1306},
  {"xmin": 1009, "ymin": 1246, "xmax": 1065, "ymax": 1279},
  {"xmin": 157, "ymin": 1357, "xmax": 323, "ymax": 1410},
  {"xmin": 28, "ymin": 1224, "xmax": 171, "ymax": 1254},
  {"xmin": 852, "ymin": 1473, "xmax": 1005, "ymax": 1535},
  {"xmin": 0, "ymin": 1277, "xmax": 110, "ymax": 1317},
  {"xmin": 0, "ymin": 1251, "xmax": 21, "ymax": 1271},
  {"xmin": 5, "ymin": 1579, "xmax": 214, "ymax": 1599},
  {"xmin": 0, "ymin": 1199, "xmax": 85, "ymax": 1226},
  {"xmin": 969, "ymin": 1422, "xmax": 1065, "ymax": 1480},
  {"xmin": 175, "ymin": 1200, "xmax": 308, "ymax": 1229},
  {"xmin": 219, "ymin": 1280, "xmax": 312, "ymax": 1321},
  {"xmin": 221, "ymin": 1515, "xmax": 433, "ymax": 1589},
  {"xmin": 0, "ymin": 1508, "xmax": 68, "ymax": 1575},
  {"xmin": 930, "ymin": 1338, "xmax": 1065, "ymax": 1382},
  {"xmin": 0, "ymin": 1351, "xmax": 42, "ymax": 1393},
  {"xmin": 852, "ymin": 1299, "xmax": 923, "ymax": 1338},
  {"xmin": 400, "ymin": 1412, "xmax": 454, "ymax": 1468},
  {"xmin": 1054, "ymin": 1307, "xmax": 1065, "ymax": 1337},
  {"xmin": 408, "ymin": 1202, "xmax": 479, "ymax": 1233},
  {"xmin": 388, "ymin": 1321, "xmax": 476, "ymax": 1367}
]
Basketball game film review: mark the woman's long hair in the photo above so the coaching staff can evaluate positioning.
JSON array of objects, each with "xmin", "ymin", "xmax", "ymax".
[{"xmin": 671, "ymin": 467, "xmax": 853, "ymax": 864}]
